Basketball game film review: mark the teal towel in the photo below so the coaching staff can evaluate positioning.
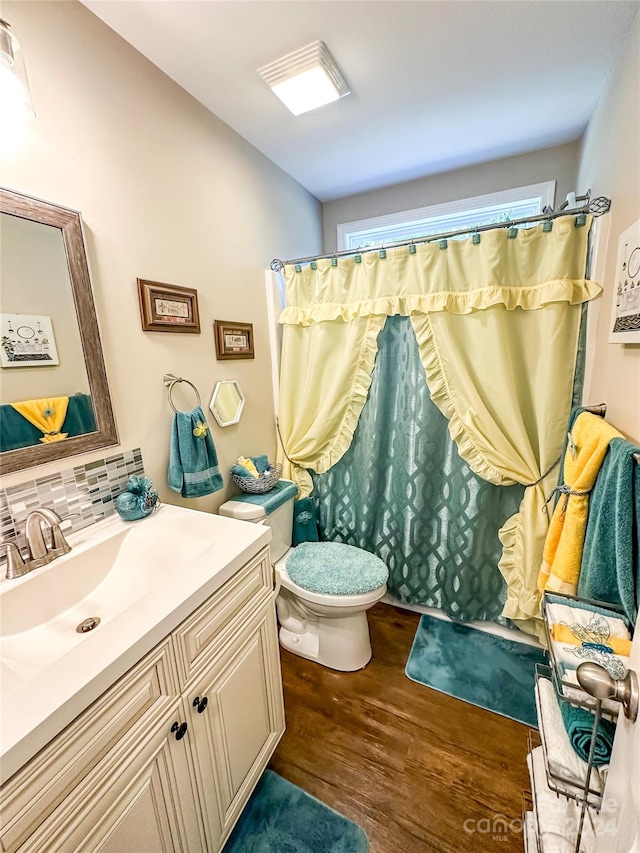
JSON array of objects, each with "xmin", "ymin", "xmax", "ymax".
[
  {"xmin": 168, "ymin": 406, "xmax": 223, "ymax": 498},
  {"xmin": 252, "ymin": 454, "xmax": 270, "ymax": 474},
  {"xmin": 292, "ymin": 497, "xmax": 319, "ymax": 545},
  {"xmin": 229, "ymin": 480, "xmax": 298, "ymax": 513},
  {"xmin": 232, "ymin": 463, "xmax": 255, "ymax": 479},
  {"xmin": 578, "ymin": 437, "xmax": 640, "ymax": 625},
  {"xmin": 558, "ymin": 696, "xmax": 616, "ymax": 766}
]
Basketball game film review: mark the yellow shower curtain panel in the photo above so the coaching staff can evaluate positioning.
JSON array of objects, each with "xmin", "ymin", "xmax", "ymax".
[{"xmin": 277, "ymin": 217, "xmax": 600, "ymax": 636}]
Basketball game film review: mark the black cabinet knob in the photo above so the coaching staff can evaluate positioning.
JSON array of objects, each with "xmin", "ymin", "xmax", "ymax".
[
  {"xmin": 170, "ymin": 721, "xmax": 188, "ymax": 740},
  {"xmin": 192, "ymin": 695, "xmax": 208, "ymax": 713}
]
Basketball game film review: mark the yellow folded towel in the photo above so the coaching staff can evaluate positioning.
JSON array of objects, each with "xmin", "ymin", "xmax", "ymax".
[
  {"xmin": 550, "ymin": 623, "xmax": 632, "ymax": 656},
  {"xmin": 237, "ymin": 455, "xmax": 259, "ymax": 478},
  {"xmin": 11, "ymin": 396, "xmax": 69, "ymax": 443},
  {"xmin": 538, "ymin": 412, "xmax": 623, "ymax": 595}
]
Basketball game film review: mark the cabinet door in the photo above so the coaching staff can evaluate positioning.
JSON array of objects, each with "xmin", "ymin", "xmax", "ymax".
[
  {"xmin": 187, "ymin": 602, "xmax": 285, "ymax": 847},
  {"xmin": 18, "ymin": 705, "xmax": 206, "ymax": 853}
]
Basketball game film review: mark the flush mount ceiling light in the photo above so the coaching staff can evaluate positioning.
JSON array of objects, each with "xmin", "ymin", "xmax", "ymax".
[
  {"xmin": 258, "ymin": 40, "xmax": 350, "ymax": 116},
  {"xmin": 0, "ymin": 18, "xmax": 35, "ymax": 121}
]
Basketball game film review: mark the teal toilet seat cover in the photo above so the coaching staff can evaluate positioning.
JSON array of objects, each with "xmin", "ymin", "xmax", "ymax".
[{"xmin": 286, "ymin": 542, "xmax": 389, "ymax": 596}]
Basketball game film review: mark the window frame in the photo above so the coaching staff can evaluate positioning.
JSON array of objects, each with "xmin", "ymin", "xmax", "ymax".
[{"xmin": 336, "ymin": 181, "xmax": 556, "ymax": 251}]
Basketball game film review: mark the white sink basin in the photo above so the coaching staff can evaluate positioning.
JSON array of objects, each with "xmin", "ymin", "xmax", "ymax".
[
  {"xmin": 0, "ymin": 504, "xmax": 271, "ymax": 783},
  {"xmin": 2, "ymin": 509, "xmax": 218, "ymax": 638}
]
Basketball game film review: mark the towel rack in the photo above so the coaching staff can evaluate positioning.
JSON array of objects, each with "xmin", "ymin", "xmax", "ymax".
[
  {"xmin": 584, "ymin": 403, "xmax": 640, "ymax": 463},
  {"xmin": 163, "ymin": 374, "xmax": 201, "ymax": 413}
]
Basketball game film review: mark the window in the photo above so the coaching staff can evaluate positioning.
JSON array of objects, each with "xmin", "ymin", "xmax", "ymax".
[{"xmin": 336, "ymin": 182, "xmax": 556, "ymax": 251}]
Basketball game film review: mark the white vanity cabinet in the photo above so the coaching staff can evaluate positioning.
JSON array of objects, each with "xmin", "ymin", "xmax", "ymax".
[{"xmin": 0, "ymin": 545, "xmax": 285, "ymax": 853}]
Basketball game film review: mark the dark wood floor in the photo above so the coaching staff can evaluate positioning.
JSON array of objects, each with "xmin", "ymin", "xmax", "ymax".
[{"xmin": 269, "ymin": 602, "xmax": 531, "ymax": 853}]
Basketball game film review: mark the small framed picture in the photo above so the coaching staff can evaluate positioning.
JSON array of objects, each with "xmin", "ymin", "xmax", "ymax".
[
  {"xmin": 609, "ymin": 219, "xmax": 640, "ymax": 344},
  {"xmin": 137, "ymin": 279, "xmax": 201, "ymax": 333},
  {"xmin": 213, "ymin": 320, "xmax": 255, "ymax": 360},
  {"xmin": 1, "ymin": 314, "xmax": 60, "ymax": 367}
]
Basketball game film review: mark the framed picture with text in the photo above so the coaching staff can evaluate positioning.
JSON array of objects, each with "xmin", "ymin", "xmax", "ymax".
[
  {"xmin": 137, "ymin": 279, "xmax": 201, "ymax": 333},
  {"xmin": 213, "ymin": 320, "xmax": 255, "ymax": 360}
]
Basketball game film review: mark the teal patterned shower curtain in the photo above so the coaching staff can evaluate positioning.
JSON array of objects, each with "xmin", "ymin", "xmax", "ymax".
[
  {"xmin": 312, "ymin": 310, "xmax": 587, "ymax": 623},
  {"xmin": 313, "ymin": 314, "xmax": 526, "ymax": 622}
]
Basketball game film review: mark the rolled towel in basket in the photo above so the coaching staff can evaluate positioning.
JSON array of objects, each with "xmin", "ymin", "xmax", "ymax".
[
  {"xmin": 237, "ymin": 456, "xmax": 259, "ymax": 477},
  {"xmin": 232, "ymin": 462, "xmax": 257, "ymax": 479},
  {"xmin": 557, "ymin": 695, "xmax": 616, "ymax": 766},
  {"xmin": 252, "ymin": 454, "xmax": 270, "ymax": 474}
]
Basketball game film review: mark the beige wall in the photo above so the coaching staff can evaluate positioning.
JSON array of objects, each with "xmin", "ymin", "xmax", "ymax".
[
  {"xmin": 1, "ymin": 214, "xmax": 89, "ymax": 402},
  {"xmin": 0, "ymin": 1, "xmax": 322, "ymax": 508},
  {"xmin": 322, "ymin": 141, "xmax": 581, "ymax": 252},
  {"xmin": 578, "ymin": 11, "xmax": 640, "ymax": 442}
]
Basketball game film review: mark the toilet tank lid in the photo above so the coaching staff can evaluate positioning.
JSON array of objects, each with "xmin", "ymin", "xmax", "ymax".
[{"xmin": 219, "ymin": 479, "xmax": 298, "ymax": 520}]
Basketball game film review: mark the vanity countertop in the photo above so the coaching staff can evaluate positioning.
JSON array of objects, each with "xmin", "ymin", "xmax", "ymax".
[{"xmin": 0, "ymin": 504, "xmax": 270, "ymax": 784}]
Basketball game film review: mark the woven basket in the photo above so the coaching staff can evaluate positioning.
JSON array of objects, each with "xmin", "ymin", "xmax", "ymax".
[{"xmin": 231, "ymin": 463, "xmax": 283, "ymax": 494}]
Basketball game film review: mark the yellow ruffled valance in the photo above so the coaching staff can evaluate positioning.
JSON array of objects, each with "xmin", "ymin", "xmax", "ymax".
[{"xmin": 281, "ymin": 216, "xmax": 600, "ymax": 325}]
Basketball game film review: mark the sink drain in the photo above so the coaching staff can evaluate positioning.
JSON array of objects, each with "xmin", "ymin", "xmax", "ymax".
[{"xmin": 76, "ymin": 616, "xmax": 101, "ymax": 633}]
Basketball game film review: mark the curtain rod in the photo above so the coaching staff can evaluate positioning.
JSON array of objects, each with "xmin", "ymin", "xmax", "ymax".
[{"xmin": 270, "ymin": 194, "xmax": 612, "ymax": 272}]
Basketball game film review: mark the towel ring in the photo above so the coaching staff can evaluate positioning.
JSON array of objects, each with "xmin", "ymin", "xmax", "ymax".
[{"xmin": 163, "ymin": 374, "xmax": 201, "ymax": 413}]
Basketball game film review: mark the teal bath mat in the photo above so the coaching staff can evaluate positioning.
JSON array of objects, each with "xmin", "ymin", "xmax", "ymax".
[
  {"xmin": 223, "ymin": 770, "xmax": 369, "ymax": 853},
  {"xmin": 406, "ymin": 615, "xmax": 546, "ymax": 726}
]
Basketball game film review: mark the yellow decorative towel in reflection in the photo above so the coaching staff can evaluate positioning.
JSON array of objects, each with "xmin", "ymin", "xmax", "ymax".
[
  {"xmin": 538, "ymin": 412, "xmax": 622, "ymax": 595},
  {"xmin": 550, "ymin": 623, "xmax": 632, "ymax": 656},
  {"xmin": 11, "ymin": 397, "xmax": 69, "ymax": 442}
]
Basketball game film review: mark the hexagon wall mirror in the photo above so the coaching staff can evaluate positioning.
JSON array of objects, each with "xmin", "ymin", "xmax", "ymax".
[{"xmin": 209, "ymin": 380, "xmax": 245, "ymax": 427}]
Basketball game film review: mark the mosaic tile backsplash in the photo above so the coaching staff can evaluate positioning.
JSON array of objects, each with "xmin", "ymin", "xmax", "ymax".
[{"xmin": 0, "ymin": 448, "xmax": 144, "ymax": 556}]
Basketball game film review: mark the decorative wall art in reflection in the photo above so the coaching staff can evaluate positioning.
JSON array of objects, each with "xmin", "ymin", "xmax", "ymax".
[
  {"xmin": 610, "ymin": 218, "xmax": 640, "ymax": 344},
  {"xmin": 0, "ymin": 314, "xmax": 59, "ymax": 367},
  {"xmin": 213, "ymin": 320, "xmax": 255, "ymax": 360},
  {"xmin": 137, "ymin": 279, "xmax": 201, "ymax": 333}
]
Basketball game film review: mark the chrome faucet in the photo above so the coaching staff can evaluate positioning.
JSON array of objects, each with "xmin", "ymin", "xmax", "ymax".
[
  {"xmin": 0, "ymin": 508, "xmax": 72, "ymax": 580},
  {"xmin": 25, "ymin": 508, "xmax": 71, "ymax": 567}
]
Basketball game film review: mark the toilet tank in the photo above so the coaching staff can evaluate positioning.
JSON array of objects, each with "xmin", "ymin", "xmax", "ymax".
[{"xmin": 218, "ymin": 481, "xmax": 297, "ymax": 563}]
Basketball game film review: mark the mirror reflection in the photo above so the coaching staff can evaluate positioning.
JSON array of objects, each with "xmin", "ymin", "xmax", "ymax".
[
  {"xmin": 0, "ymin": 213, "xmax": 96, "ymax": 452},
  {"xmin": 209, "ymin": 380, "xmax": 244, "ymax": 427},
  {"xmin": 0, "ymin": 188, "xmax": 117, "ymax": 474}
]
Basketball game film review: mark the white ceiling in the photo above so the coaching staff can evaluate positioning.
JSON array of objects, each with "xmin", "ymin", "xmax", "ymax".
[{"xmin": 83, "ymin": 0, "xmax": 639, "ymax": 202}]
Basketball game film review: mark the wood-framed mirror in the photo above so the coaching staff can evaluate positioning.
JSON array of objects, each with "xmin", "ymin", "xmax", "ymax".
[{"xmin": 0, "ymin": 188, "xmax": 118, "ymax": 474}]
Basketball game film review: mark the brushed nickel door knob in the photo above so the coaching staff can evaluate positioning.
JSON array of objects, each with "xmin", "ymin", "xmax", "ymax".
[{"xmin": 577, "ymin": 662, "xmax": 639, "ymax": 722}]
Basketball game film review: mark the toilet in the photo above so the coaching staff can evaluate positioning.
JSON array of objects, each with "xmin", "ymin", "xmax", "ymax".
[{"xmin": 219, "ymin": 481, "xmax": 388, "ymax": 671}]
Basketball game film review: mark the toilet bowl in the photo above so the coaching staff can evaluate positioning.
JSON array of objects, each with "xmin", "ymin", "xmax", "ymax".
[{"xmin": 219, "ymin": 481, "xmax": 388, "ymax": 671}]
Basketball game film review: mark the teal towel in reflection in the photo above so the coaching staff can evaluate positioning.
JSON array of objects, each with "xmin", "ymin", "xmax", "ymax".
[
  {"xmin": 168, "ymin": 407, "xmax": 223, "ymax": 498},
  {"xmin": 578, "ymin": 437, "xmax": 640, "ymax": 625},
  {"xmin": 558, "ymin": 696, "xmax": 615, "ymax": 766},
  {"xmin": 292, "ymin": 497, "xmax": 319, "ymax": 545},
  {"xmin": 0, "ymin": 393, "xmax": 97, "ymax": 452}
]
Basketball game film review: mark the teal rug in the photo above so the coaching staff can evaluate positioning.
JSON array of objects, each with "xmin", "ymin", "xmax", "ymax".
[
  {"xmin": 405, "ymin": 615, "xmax": 546, "ymax": 726},
  {"xmin": 223, "ymin": 770, "xmax": 369, "ymax": 853}
]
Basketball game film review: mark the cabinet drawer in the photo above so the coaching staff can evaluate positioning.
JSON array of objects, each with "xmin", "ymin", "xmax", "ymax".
[
  {"xmin": 172, "ymin": 547, "xmax": 272, "ymax": 687},
  {"xmin": 0, "ymin": 639, "xmax": 178, "ymax": 853}
]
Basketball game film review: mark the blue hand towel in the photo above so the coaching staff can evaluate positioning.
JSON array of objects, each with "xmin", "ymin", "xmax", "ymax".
[
  {"xmin": 168, "ymin": 407, "xmax": 223, "ymax": 498},
  {"xmin": 578, "ymin": 437, "xmax": 640, "ymax": 625}
]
